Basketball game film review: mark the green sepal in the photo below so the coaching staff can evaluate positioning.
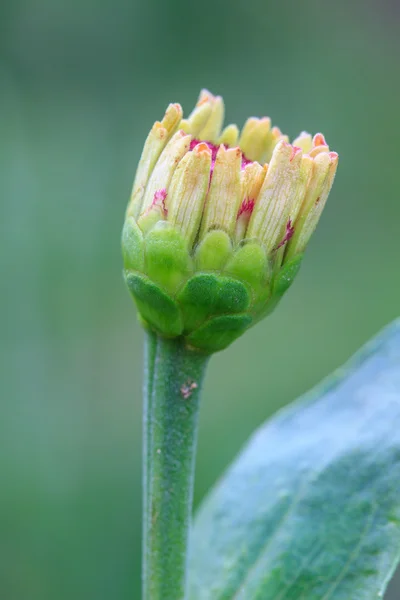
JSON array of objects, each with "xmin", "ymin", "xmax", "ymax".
[
  {"xmin": 178, "ymin": 274, "xmax": 219, "ymax": 332},
  {"xmin": 225, "ymin": 241, "xmax": 272, "ymax": 311},
  {"xmin": 121, "ymin": 216, "xmax": 145, "ymax": 272},
  {"xmin": 178, "ymin": 274, "xmax": 250, "ymax": 332},
  {"xmin": 273, "ymin": 253, "xmax": 303, "ymax": 297},
  {"xmin": 216, "ymin": 277, "xmax": 250, "ymax": 313},
  {"xmin": 225, "ymin": 241, "xmax": 269, "ymax": 288},
  {"xmin": 125, "ymin": 272, "xmax": 183, "ymax": 337},
  {"xmin": 137, "ymin": 206, "xmax": 165, "ymax": 234},
  {"xmin": 144, "ymin": 222, "xmax": 193, "ymax": 295},
  {"xmin": 195, "ymin": 230, "xmax": 232, "ymax": 271},
  {"xmin": 187, "ymin": 314, "xmax": 252, "ymax": 353}
]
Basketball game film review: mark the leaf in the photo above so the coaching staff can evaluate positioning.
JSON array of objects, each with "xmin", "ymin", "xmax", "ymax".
[{"xmin": 189, "ymin": 319, "xmax": 400, "ymax": 599}]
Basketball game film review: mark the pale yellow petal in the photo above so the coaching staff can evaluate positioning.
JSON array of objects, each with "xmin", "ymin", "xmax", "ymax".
[
  {"xmin": 235, "ymin": 162, "xmax": 267, "ymax": 242},
  {"xmin": 285, "ymin": 151, "xmax": 338, "ymax": 260},
  {"xmin": 239, "ymin": 117, "xmax": 271, "ymax": 162},
  {"xmin": 197, "ymin": 95, "xmax": 225, "ymax": 143},
  {"xmin": 140, "ymin": 130, "xmax": 191, "ymax": 213},
  {"xmin": 167, "ymin": 143, "xmax": 212, "ymax": 248},
  {"xmin": 199, "ymin": 146, "xmax": 242, "ymax": 238},
  {"xmin": 127, "ymin": 103, "xmax": 182, "ymax": 218},
  {"xmin": 218, "ymin": 124, "xmax": 239, "ymax": 147},
  {"xmin": 247, "ymin": 142, "xmax": 303, "ymax": 253}
]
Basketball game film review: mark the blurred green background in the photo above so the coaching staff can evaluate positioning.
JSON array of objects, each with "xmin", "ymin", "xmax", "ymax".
[{"xmin": 1, "ymin": 0, "xmax": 400, "ymax": 597}]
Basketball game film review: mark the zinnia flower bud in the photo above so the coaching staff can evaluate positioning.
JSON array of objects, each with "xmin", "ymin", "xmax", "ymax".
[{"xmin": 122, "ymin": 90, "xmax": 338, "ymax": 352}]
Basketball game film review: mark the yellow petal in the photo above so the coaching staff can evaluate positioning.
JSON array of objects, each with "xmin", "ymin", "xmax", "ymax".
[
  {"xmin": 167, "ymin": 143, "xmax": 212, "ymax": 249},
  {"xmin": 263, "ymin": 126, "xmax": 289, "ymax": 163},
  {"xmin": 140, "ymin": 130, "xmax": 191, "ymax": 214},
  {"xmin": 218, "ymin": 124, "xmax": 239, "ymax": 147},
  {"xmin": 197, "ymin": 95, "xmax": 225, "ymax": 143},
  {"xmin": 235, "ymin": 162, "xmax": 268, "ymax": 242},
  {"xmin": 247, "ymin": 141, "xmax": 303, "ymax": 253},
  {"xmin": 127, "ymin": 103, "xmax": 182, "ymax": 218},
  {"xmin": 285, "ymin": 151, "xmax": 338, "ymax": 260},
  {"xmin": 181, "ymin": 102, "xmax": 213, "ymax": 137},
  {"xmin": 308, "ymin": 133, "xmax": 330, "ymax": 157},
  {"xmin": 239, "ymin": 117, "xmax": 271, "ymax": 162},
  {"xmin": 199, "ymin": 146, "xmax": 242, "ymax": 238},
  {"xmin": 292, "ymin": 131, "xmax": 313, "ymax": 154},
  {"xmin": 289, "ymin": 155, "xmax": 314, "ymax": 225}
]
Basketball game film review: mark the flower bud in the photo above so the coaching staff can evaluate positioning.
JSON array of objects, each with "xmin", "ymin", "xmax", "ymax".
[{"xmin": 122, "ymin": 91, "xmax": 338, "ymax": 353}]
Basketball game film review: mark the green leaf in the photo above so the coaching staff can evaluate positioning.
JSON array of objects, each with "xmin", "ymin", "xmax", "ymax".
[{"xmin": 189, "ymin": 319, "xmax": 400, "ymax": 599}]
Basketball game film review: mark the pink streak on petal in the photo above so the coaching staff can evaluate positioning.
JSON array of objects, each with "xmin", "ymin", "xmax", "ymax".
[
  {"xmin": 152, "ymin": 188, "xmax": 168, "ymax": 216},
  {"xmin": 237, "ymin": 198, "xmax": 255, "ymax": 219},
  {"xmin": 275, "ymin": 219, "xmax": 295, "ymax": 250},
  {"xmin": 290, "ymin": 146, "xmax": 302, "ymax": 161}
]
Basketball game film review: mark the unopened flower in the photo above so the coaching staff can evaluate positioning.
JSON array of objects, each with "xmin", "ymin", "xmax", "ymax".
[{"xmin": 122, "ymin": 90, "xmax": 338, "ymax": 352}]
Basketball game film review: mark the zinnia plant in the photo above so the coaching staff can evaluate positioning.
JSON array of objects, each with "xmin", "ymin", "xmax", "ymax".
[{"xmin": 122, "ymin": 90, "xmax": 400, "ymax": 600}]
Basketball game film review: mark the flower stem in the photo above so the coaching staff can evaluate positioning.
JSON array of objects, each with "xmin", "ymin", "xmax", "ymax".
[
  {"xmin": 142, "ymin": 330, "xmax": 158, "ymax": 588},
  {"xmin": 142, "ymin": 334, "xmax": 209, "ymax": 600}
]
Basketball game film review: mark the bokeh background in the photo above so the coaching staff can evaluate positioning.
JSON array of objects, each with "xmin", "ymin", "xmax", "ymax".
[{"xmin": 1, "ymin": 0, "xmax": 400, "ymax": 597}]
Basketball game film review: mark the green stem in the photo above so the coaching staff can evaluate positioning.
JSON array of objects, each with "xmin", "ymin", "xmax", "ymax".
[
  {"xmin": 142, "ymin": 330, "xmax": 158, "ymax": 588},
  {"xmin": 142, "ymin": 335, "xmax": 209, "ymax": 600}
]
